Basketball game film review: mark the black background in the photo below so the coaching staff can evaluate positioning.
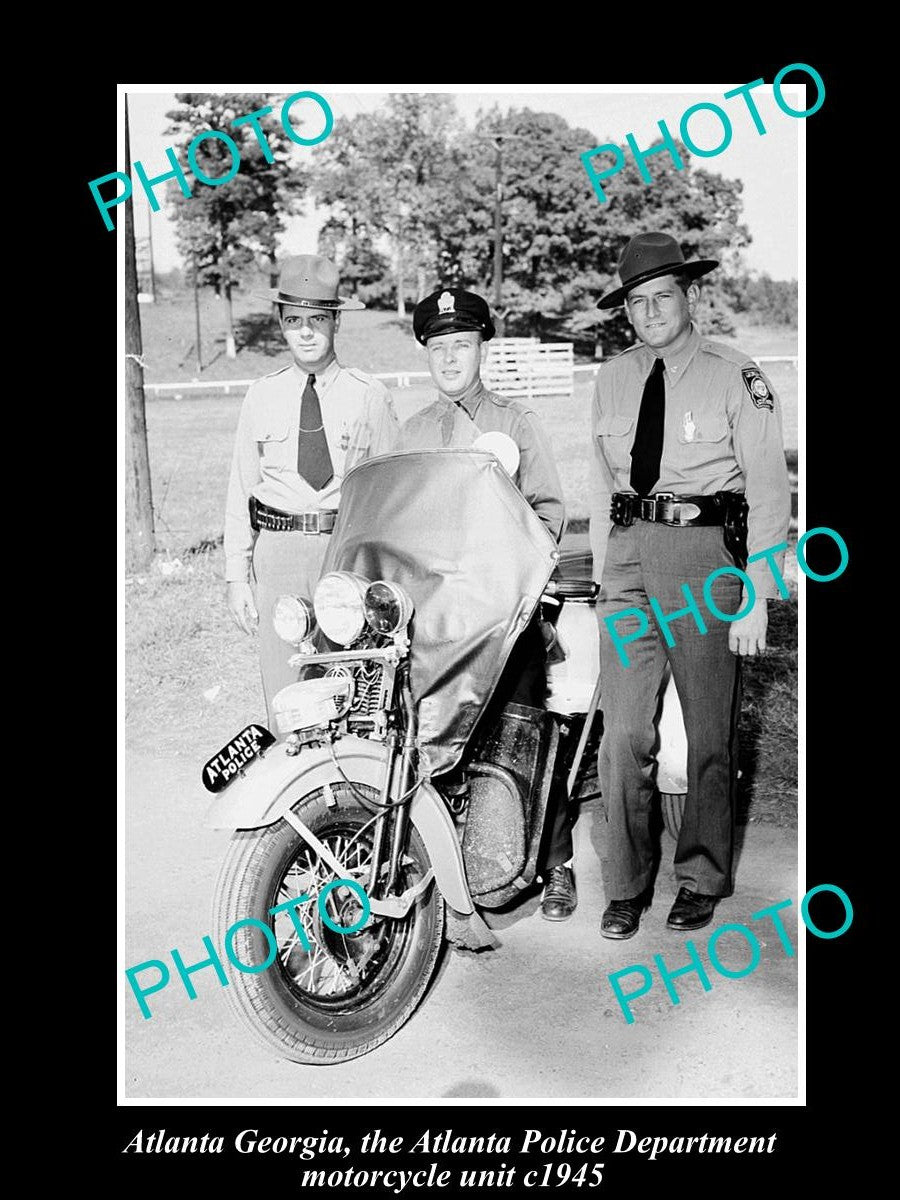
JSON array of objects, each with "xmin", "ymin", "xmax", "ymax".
[{"xmin": 86, "ymin": 47, "xmax": 871, "ymax": 1192}]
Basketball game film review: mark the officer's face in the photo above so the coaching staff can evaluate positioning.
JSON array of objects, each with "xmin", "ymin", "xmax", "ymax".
[
  {"xmin": 625, "ymin": 276, "xmax": 698, "ymax": 353},
  {"xmin": 280, "ymin": 305, "xmax": 339, "ymax": 371},
  {"xmin": 426, "ymin": 331, "xmax": 485, "ymax": 397}
]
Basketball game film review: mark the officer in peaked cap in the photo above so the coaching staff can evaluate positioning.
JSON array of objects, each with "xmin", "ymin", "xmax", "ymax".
[
  {"xmin": 412, "ymin": 286, "xmax": 496, "ymax": 344},
  {"xmin": 589, "ymin": 232, "xmax": 791, "ymax": 940},
  {"xmin": 396, "ymin": 286, "xmax": 578, "ymax": 921},
  {"xmin": 224, "ymin": 254, "xmax": 399, "ymax": 727}
]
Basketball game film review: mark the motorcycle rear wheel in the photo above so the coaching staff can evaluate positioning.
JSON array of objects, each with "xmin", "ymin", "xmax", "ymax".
[
  {"xmin": 212, "ymin": 782, "xmax": 444, "ymax": 1064},
  {"xmin": 661, "ymin": 792, "xmax": 686, "ymax": 840}
]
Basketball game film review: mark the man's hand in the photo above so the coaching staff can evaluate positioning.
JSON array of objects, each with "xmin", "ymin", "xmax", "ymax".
[
  {"xmin": 227, "ymin": 581, "xmax": 258, "ymax": 635},
  {"xmin": 728, "ymin": 600, "xmax": 767, "ymax": 656}
]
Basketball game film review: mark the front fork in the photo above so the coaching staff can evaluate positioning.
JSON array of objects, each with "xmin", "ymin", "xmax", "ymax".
[{"xmin": 366, "ymin": 660, "xmax": 417, "ymax": 901}]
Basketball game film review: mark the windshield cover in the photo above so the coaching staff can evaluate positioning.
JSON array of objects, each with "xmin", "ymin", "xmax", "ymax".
[{"xmin": 319, "ymin": 449, "xmax": 559, "ymax": 775}]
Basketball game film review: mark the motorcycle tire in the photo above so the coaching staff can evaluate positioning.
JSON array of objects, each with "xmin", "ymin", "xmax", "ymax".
[
  {"xmin": 212, "ymin": 781, "xmax": 444, "ymax": 1064},
  {"xmin": 661, "ymin": 792, "xmax": 686, "ymax": 840}
]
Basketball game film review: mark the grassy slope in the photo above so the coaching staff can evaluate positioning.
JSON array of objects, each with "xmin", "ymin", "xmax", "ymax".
[{"xmin": 140, "ymin": 292, "xmax": 797, "ymax": 386}]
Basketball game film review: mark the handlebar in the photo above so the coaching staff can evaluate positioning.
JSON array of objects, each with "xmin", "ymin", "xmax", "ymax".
[{"xmin": 544, "ymin": 579, "xmax": 599, "ymax": 601}]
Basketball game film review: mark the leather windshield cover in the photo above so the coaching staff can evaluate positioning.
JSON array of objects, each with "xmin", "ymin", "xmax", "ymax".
[{"xmin": 319, "ymin": 449, "xmax": 559, "ymax": 776}]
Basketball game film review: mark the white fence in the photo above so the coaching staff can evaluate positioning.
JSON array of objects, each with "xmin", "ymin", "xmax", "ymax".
[
  {"xmin": 142, "ymin": 353, "xmax": 796, "ymax": 398},
  {"xmin": 483, "ymin": 338, "xmax": 574, "ymax": 398}
]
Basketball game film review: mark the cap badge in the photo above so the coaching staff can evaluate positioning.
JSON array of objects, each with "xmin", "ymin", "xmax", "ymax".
[{"xmin": 438, "ymin": 291, "xmax": 455, "ymax": 314}]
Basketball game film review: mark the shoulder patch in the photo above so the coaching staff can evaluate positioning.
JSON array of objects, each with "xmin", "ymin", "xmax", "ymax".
[{"xmin": 741, "ymin": 366, "xmax": 774, "ymax": 411}]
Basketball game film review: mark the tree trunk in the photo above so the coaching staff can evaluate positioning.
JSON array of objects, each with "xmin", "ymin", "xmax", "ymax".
[
  {"xmin": 269, "ymin": 251, "xmax": 278, "ymax": 289},
  {"xmin": 416, "ymin": 264, "xmax": 427, "ymax": 303},
  {"xmin": 124, "ymin": 97, "xmax": 156, "ymax": 574},
  {"xmin": 224, "ymin": 279, "xmax": 236, "ymax": 358}
]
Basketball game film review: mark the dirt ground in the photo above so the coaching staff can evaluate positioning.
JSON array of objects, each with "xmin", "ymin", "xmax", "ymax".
[{"xmin": 122, "ymin": 750, "xmax": 799, "ymax": 1101}]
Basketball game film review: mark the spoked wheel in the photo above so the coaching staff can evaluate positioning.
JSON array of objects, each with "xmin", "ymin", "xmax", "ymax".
[
  {"xmin": 213, "ymin": 782, "xmax": 444, "ymax": 1064},
  {"xmin": 660, "ymin": 792, "xmax": 686, "ymax": 840}
]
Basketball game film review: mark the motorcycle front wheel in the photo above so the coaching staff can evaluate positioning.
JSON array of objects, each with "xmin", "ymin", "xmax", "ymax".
[{"xmin": 212, "ymin": 781, "xmax": 444, "ymax": 1064}]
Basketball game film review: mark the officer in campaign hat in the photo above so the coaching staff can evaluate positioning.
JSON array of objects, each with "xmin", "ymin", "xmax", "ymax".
[
  {"xmin": 224, "ymin": 254, "xmax": 399, "ymax": 727},
  {"xmin": 396, "ymin": 286, "xmax": 578, "ymax": 920},
  {"xmin": 589, "ymin": 232, "xmax": 791, "ymax": 938}
]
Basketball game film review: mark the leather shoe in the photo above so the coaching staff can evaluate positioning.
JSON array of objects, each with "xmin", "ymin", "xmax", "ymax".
[
  {"xmin": 540, "ymin": 865, "xmax": 577, "ymax": 921},
  {"xmin": 600, "ymin": 894, "xmax": 647, "ymax": 940},
  {"xmin": 666, "ymin": 886, "xmax": 718, "ymax": 931}
]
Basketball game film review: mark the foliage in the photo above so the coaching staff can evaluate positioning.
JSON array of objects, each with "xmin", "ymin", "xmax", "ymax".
[
  {"xmin": 165, "ymin": 94, "xmax": 305, "ymax": 294},
  {"xmin": 311, "ymin": 95, "xmax": 467, "ymax": 309},
  {"xmin": 311, "ymin": 99, "xmax": 753, "ymax": 349},
  {"xmin": 720, "ymin": 272, "xmax": 798, "ymax": 327}
]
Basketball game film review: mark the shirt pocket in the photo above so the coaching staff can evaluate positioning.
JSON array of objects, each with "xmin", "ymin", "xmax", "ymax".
[
  {"xmin": 677, "ymin": 412, "xmax": 729, "ymax": 446},
  {"xmin": 251, "ymin": 412, "xmax": 293, "ymax": 472},
  {"xmin": 595, "ymin": 413, "xmax": 635, "ymax": 473}
]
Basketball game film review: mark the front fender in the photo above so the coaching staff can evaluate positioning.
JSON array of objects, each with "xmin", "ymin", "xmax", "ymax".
[{"xmin": 204, "ymin": 734, "xmax": 473, "ymax": 914}]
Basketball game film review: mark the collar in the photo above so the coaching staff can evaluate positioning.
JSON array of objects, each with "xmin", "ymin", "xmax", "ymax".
[
  {"xmin": 439, "ymin": 378, "xmax": 485, "ymax": 419},
  {"xmin": 650, "ymin": 324, "xmax": 702, "ymax": 378},
  {"xmin": 292, "ymin": 356, "xmax": 340, "ymax": 388}
]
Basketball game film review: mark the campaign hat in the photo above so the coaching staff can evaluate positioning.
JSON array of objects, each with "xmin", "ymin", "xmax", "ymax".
[
  {"xmin": 413, "ymin": 287, "xmax": 496, "ymax": 345},
  {"xmin": 257, "ymin": 254, "xmax": 365, "ymax": 310},
  {"xmin": 597, "ymin": 233, "xmax": 719, "ymax": 310}
]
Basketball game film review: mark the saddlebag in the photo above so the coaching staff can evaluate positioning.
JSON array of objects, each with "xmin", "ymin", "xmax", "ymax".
[{"xmin": 461, "ymin": 701, "xmax": 560, "ymax": 909}]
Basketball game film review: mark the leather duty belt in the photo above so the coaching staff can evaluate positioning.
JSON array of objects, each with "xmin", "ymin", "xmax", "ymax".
[
  {"xmin": 611, "ymin": 491, "xmax": 738, "ymax": 528},
  {"xmin": 249, "ymin": 496, "xmax": 337, "ymax": 534}
]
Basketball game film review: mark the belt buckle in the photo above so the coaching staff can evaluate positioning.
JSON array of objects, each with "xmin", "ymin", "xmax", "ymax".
[
  {"xmin": 639, "ymin": 496, "xmax": 657, "ymax": 522},
  {"xmin": 651, "ymin": 492, "xmax": 676, "ymax": 524},
  {"xmin": 300, "ymin": 512, "xmax": 319, "ymax": 535}
]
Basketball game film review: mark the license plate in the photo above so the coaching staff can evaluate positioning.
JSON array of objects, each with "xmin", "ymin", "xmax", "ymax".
[{"xmin": 202, "ymin": 723, "xmax": 276, "ymax": 793}]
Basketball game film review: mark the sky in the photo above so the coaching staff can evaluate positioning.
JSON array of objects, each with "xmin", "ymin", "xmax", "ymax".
[{"xmin": 122, "ymin": 84, "xmax": 802, "ymax": 280}]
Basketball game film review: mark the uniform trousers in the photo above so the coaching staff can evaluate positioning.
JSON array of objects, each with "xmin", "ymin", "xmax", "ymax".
[
  {"xmin": 597, "ymin": 523, "xmax": 742, "ymax": 899},
  {"xmin": 251, "ymin": 529, "xmax": 331, "ymax": 729},
  {"xmin": 477, "ymin": 618, "xmax": 575, "ymax": 872}
]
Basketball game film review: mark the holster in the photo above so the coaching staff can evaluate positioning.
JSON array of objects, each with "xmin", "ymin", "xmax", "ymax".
[{"xmin": 717, "ymin": 491, "xmax": 749, "ymax": 568}]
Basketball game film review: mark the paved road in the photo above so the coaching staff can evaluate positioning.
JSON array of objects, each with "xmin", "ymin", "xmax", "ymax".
[{"xmin": 123, "ymin": 752, "xmax": 798, "ymax": 1100}]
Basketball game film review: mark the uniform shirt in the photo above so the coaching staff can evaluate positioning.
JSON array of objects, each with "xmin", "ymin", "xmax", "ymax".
[
  {"xmin": 589, "ymin": 325, "xmax": 791, "ymax": 598},
  {"xmin": 393, "ymin": 379, "xmax": 566, "ymax": 542},
  {"xmin": 224, "ymin": 358, "xmax": 399, "ymax": 582}
]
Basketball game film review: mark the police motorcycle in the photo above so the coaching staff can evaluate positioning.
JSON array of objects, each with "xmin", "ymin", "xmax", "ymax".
[{"xmin": 203, "ymin": 444, "xmax": 688, "ymax": 1065}]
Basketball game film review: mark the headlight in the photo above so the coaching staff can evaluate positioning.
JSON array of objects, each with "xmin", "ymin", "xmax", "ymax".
[
  {"xmin": 313, "ymin": 572, "xmax": 369, "ymax": 645},
  {"xmin": 272, "ymin": 595, "xmax": 315, "ymax": 645},
  {"xmin": 364, "ymin": 581, "xmax": 414, "ymax": 635}
]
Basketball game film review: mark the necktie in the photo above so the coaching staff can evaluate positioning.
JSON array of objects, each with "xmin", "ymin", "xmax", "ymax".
[
  {"xmin": 630, "ymin": 356, "xmax": 666, "ymax": 496},
  {"xmin": 296, "ymin": 373, "xmax": 334, "ymax": 491}
]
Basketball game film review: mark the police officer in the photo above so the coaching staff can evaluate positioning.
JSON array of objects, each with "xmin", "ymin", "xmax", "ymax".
[
  {"xmin": 590, "ymin": 232, "xmax": 791, "ymax": 938},
  {"xmin": 395, "ymin": 287, "xmax": 577, "ymax": 920},
  {"xmin": 224, "ymin": 255, "xmax": 399, "ymax": 727}
]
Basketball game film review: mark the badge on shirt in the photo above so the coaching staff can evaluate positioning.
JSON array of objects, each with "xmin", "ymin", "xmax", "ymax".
[
  {"xmin": 682, "ymin": 410, "xmax": 696, "ymax": 443},
  {"xmin": 742, "ymin": 367, "xmax": 774, "ymax": 411}
]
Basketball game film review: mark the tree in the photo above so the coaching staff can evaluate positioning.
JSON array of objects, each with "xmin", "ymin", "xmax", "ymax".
[
  {"xmin": 721, "ymin": 271, "xmax": 798, "ymax": 327},
  {"xmin": 311, "ymin": 95, "xmax": 465, "ymax": 315},
  {"xmin": 444, "ymin": 107, "xmax": 750, "ymax": 350},
  {"xmin": 309, "ymin": 97, "xmax": 752, "ymax": 349},
  {"xmin": 165, "ymin": 94, "xmax": 305, "ymax": 358},
  {"xmin": 317, "ymin": 216, "xmax": 393, "ymax": 307}
]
